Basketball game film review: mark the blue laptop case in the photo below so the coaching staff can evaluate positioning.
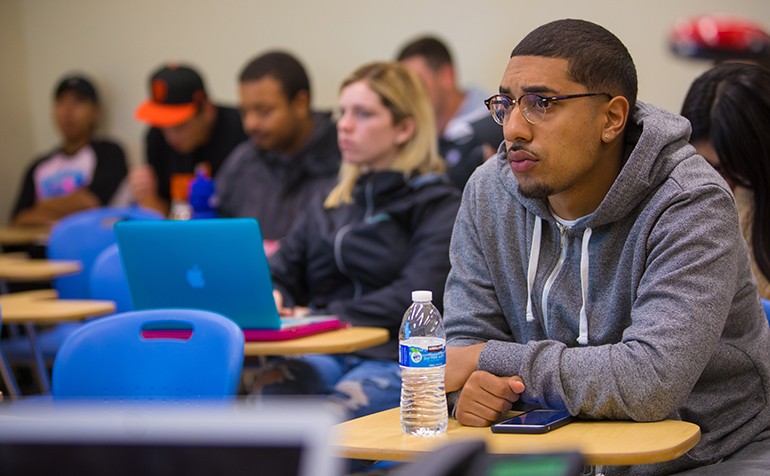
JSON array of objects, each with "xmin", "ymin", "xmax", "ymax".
[{"xmin": 114, "ymin": 218, "xmax": 282, "ymax": 330}]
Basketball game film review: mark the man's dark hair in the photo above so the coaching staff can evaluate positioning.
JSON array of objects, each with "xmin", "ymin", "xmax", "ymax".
[
  {"xmin": 397, "ymin": 36, "xmax": 453, "ymax": 71},
  {"xmin": 511, "ymin": 19, "xmax": 638, "ymax": 114},
  {"xmin": 239, "ymin": 51, "xmax": 311, "ymax": 102}
]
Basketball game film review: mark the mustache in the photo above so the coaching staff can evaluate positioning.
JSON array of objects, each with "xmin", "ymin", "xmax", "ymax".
[{"xmin": 506, "ymin": 142, "xmax": 537, "ymax": 156}]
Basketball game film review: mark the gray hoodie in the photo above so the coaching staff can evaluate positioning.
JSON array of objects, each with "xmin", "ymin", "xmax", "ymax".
[{"xmin": 444, "ymin": 101, "xmax": 770, "ymax": 475}]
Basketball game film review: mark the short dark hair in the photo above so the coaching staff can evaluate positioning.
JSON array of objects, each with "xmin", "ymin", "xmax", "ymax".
[
  {"xmin": 239, "ymin": 51, "xmax": 311, "ymax": 102},
  {"xmin": 511, "ymin": 19, "xmax": 638, "ymax": 114},
  {"xmin": 54, "ymin": 75, "xmax": 99, "ymax": 105},
  {"xmin": 681, "ymin": 62, "xmax": 770, "ymax": 281},
  {"xmin": 396, "ymin": 36, "xmax": 453, "ymax": 71}
]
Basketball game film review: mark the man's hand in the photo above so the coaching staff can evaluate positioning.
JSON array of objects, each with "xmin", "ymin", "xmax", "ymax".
[
  {"xmin": 272, "ymin": 289, "xmax": 294, "ymax": 317},
  {"xmin": 128, "ymin": 166, "xmax": 168, "ymax": 215},
  {"xmin": 128, "ymin": 166, "xmax": 158, "ymax": 203},
  {"xmin": 446, "ymin": 343, "xmax": 486, "ymax": 392},
  {"xmin": 455, "ymin": 371, "xmax": 526, "ymax": 427}
]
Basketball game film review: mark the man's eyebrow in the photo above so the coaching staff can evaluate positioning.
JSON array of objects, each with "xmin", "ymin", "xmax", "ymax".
[
  {"xmin": 522, "ymin": 85, "xmax": 557, "ymax": 94},
  {"xmin": 499, "ymin": 85, "xmax": 558, "ymax": 96}
]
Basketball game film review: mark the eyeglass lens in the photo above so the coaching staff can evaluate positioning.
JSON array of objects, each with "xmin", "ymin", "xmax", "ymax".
[{"xmin": 488, "ymin": 94, "xmax": 546, "ymax": 126}]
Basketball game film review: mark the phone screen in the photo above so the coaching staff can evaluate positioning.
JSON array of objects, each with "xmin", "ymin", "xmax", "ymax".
[
  {"xmin": 501, "ymin": 410, "xmax": 571, "ymax": 426},
  {"xmin": 491, "ymin": 410, "xmax": 574, "ymax": 434}
]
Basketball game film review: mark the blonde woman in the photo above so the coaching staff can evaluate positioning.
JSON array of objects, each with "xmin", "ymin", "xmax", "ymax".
[{"xmin": 266, "ymin": 62, "xmax": 461, "ymax": 418}]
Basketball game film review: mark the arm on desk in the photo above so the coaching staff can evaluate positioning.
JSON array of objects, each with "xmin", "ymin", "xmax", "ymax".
[{"xmin": 12, "ymin": 189, "xmax": 101, "ymax": 227}]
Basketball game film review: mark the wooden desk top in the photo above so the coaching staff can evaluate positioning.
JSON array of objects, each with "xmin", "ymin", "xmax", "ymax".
[
  {"xmin": 0, "ymin": 254, "xmax": 81, "ymax": 282},
  {"xmin": 333, "ymin": 407, "xmax": 701, "ymax": 466},
  {"xmin": 244, "ymin": 326, "xmax": 389, "ymax": 356},
  {"xmin": 0, "ymin": 289, "xmax": 115, "ymax": 323},
  {"xmin": 0, "ymin": 226, "xmax": 49, "ymax": 246}
]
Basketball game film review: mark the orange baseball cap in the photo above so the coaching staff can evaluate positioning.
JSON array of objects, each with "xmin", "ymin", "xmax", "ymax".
[{"xmin": 135, "ymin": 64, "xmax": 208, "ymax": 128}]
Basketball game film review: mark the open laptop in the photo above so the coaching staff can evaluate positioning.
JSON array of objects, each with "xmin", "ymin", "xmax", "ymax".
[
  {"xmin": 114, "ymin": 218, "xmax": 347, "ymax": 341},
  {"xmin": 0, "ymin": 400, "xmax": 344, "ymax": 476}
]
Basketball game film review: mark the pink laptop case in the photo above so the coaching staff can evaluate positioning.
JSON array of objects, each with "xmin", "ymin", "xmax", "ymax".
[{"xmin": 142, "ymin": 317, "xmax": 350, "ymax": 342}]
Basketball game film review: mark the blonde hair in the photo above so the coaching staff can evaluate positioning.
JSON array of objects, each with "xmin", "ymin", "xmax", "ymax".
[{"xmin": 325, "ymin": 62, "xmax": 444, "ymax": 208}]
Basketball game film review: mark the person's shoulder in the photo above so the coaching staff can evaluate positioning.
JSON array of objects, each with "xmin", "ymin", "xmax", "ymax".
[
  {"xmin": 216, "ymin": 105, "xmax": 242, "ymax": 121},
  {"xmin": 90, "ymin": 139, "xmax": 126, "ymax": 157},
  {"xmin": 27, "ymin": 148, "xmax": 59, "ymax": 171},
  {"xmin": 218, "ymin": 140, "xmax": 256, "ymax": 175},
  {"xmin": 408, "ymin": 173, "xmax": 462, "ymax": 205}
]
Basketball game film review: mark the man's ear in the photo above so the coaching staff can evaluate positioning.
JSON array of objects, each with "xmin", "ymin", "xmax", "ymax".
[
  {"xmin": 438, "ymin": 63, "xmax": 456, "ymax": 91},
  {"xmin": 601, "ymin": 96, "xmax": 629, "ymax": 143},
  {"xmin": 291, "ymin": 90, "xmax": 311, "ymax": 118}
]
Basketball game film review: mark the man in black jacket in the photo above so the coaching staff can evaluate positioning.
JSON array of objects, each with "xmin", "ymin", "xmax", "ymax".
[{"xmin": 216, "ymin": 52, "xmax": 341, "ymax": 246}]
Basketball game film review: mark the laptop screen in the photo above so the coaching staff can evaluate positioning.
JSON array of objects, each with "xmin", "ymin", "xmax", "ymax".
[{"xmin": 0, "ymin": 400, "xmax": 343, "ymax": 476}]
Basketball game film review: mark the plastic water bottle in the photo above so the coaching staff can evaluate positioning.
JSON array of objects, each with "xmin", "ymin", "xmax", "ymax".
[{"xmin": 399, "ymin": 290, "xmax": 448, "ymax": 436}]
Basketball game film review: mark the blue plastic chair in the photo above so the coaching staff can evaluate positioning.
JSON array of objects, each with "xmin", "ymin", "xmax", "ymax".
[
  {"xmin": 762, "ymin": 299, "xmax": 770, "ymax": 326},
  {"xmin": 1, "ymin": 206, "xmax": 161, "ymax": 364},
  {"xmin": 89, "ymin": 243, "xmax": 133, "ymax": 314},
  {"xmin": 51, "ymin": 309, "xmax": 244, "ymax": 399},
  {"xmin": 49, "ymin": 206, "xmax": 162, "ymax": 299}
]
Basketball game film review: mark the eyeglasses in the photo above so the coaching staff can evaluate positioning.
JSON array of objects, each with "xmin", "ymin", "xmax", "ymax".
[{"xmin": 484, "ymin": 92, "xmax": 611, "ymax": 125}]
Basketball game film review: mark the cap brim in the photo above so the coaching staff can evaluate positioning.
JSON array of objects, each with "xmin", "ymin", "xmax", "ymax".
[{"xmin": 135, "ymin": 100, "xmax": 197, "ymax": 128}]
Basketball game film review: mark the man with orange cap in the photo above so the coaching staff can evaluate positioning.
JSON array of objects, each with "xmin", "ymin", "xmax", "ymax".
[{"xmin": 130, "ymin": 64, "xmax": 246, "ymax": 216}]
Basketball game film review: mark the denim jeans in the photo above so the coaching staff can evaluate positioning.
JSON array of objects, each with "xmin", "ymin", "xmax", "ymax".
[{"xmin": 259, "ymin": 354, "xmax": 402, "ymax": 420}]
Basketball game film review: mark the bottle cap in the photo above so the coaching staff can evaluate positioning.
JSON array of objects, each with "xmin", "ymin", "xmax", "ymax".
[{"xmin": 412, "ymin": 290, "xmax": 432, "ymax": 302}]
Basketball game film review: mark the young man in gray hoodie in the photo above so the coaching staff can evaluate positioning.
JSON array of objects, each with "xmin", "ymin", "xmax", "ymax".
[{"xmin": 444, "ymin": 19, "xmax": 770, "ymax": 475}]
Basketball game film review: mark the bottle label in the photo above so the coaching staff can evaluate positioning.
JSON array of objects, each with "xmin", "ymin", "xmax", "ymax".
[{"xmin": 399, "ymin": 342, "xmax": 446, "ymax": 368}]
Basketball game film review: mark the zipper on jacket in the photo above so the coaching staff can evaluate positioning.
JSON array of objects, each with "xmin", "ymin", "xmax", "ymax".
[
  {"xmin": 364, "ymin": 179, "xmax": 375, "ymax": 219},
  {"xmin": 333, "ymin": 176, "xmax": 374, "ymax": 302},
  {"xmin": 334, "ymin": 224, "xmax": 363, "ymax": 301},
  {"xmin": 541, "ymin": 223, "xmax": 569, "ymax": 335}
]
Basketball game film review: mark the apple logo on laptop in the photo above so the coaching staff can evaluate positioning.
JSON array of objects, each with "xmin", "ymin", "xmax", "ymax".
[{"xmin": 186, "ymin": 264, "xmax": 206, "ymax": 289}]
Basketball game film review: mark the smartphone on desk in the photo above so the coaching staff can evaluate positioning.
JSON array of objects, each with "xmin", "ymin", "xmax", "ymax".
[{"xmin": 491, "ymin": 409, "xmax": 574, "ymax": 434}]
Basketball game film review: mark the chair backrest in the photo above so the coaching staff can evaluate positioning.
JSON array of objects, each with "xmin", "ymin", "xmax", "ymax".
[
  {"xmin": 51, "ymin": 309, "xmax": 244, "ymax": 399},
  {"xmin": 47, "ymin": 207, "xmax": 162, "ymax": 299},
  {"xmin": 89, "ymin": 243, "xmax": 133, "ymax": 314},
  {"xmin": 762, "ymin": 299, "xmax": 770, "ymax": 326}
]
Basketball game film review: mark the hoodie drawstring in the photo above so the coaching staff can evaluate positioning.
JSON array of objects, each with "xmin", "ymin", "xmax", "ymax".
[
  {"xmin": 526, "ymin": 216, "xmax": 542, "ymax": 322},
  {"xmin": 526, "ymin": 216, "xmax": 592, "ymax": 345},
  {"xmin": 577, "ymin": 227, "xmax": 592, "ymax": 346}
]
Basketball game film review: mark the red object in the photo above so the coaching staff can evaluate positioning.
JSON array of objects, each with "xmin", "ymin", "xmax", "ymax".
[{"xmin": 670, "ymin": 14, "xmax": 770, "ymax": 61}]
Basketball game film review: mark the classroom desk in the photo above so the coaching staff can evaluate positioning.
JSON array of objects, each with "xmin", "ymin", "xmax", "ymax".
[
  {"xmin": 0, "ymin": 289, "xmax": 115, "ymax": 398},
  {"xmin": 0, "ymin": 226, "xmax": 49, "ymax": 247},
  {"xmin": 243, "ymin": 326, "xmax": 389, "ymax": 356},
  {"xmin": 0, "ymin": 254, "xmax": 81, "ymax": 283},
  {"xmin": 333, "ymin": 407, "xmax": 701, "ymax": 467}
]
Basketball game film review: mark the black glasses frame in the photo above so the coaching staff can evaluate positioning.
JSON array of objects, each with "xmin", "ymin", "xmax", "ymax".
[{"xmin": 484, "ymin": 92, "xmax": 612, "ymax": 125}]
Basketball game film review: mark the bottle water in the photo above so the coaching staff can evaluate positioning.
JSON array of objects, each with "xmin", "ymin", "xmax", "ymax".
[{"xmin": 399, "ymin": 290, "xmax": 448, "ymax": 436}]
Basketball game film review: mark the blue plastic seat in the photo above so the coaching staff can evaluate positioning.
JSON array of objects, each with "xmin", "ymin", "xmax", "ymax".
[
  {"xmin": 762, "ymin": 299, "xmax": 770, "ymax": 326},
  {"xmin": 52, "ymin": 309, "xmax": 244, "ymax": 399},
  {"xmin": 89, "ymin": 243, "xmax": 133, "ymax": 314},
  {"xmin": 49, "ymin": 206, "xmax": 162, "ymax": 299},
  {"xmin": 1, "ymin": 206, "xmax": 161, "ymax": 364}
]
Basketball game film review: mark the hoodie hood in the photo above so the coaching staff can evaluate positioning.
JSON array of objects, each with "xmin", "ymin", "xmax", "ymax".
[
  {"xmin": 498, "ymin": 101, "xmax": 697, "ymax": 229},
  {"xmin": 495, "ymin": 101, "xmax": 698, "ymax": 345}
]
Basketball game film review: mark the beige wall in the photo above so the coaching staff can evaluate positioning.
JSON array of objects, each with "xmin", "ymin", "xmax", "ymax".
[
  {"xmin": 0, "ymin": 0, "xmax": 35, "ymax": 226},
  {"xmin": 2, "ymin": 0, "xmax": 769, "ymax": 225}
]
